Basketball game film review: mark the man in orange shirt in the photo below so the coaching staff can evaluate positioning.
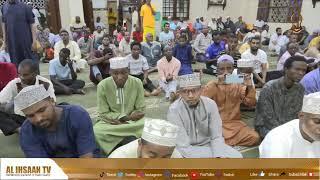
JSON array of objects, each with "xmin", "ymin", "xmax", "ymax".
[
  {"xmin": 202, "ymin": 55, "xmax": 260, "ymax": 147},
  {"xmin": 140, "ymin": 0, "xmax": 156, "ymax": 42}
]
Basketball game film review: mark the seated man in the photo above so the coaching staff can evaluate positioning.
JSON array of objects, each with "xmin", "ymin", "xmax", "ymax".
[
  {"xmin": 16, "ymin": 85, "xmax": 98, "ymax": 158},
  {"xmin": 119, "ymin": 31, "xmax": 132, "ymax": 56},
  {"xmin": 202, "ymin": 55, "xmax": 260, "ymax": 146},
  {"xmin": 70, "ymin": 16, "xmax": 86, "ymax": 41},
  {"xmin": 141, "ymin": 33, "xmax": 162, "ymax": 73},
  {"xmin": 77, "ymin": 27, "xmax": 94, "ymax": 60},
  {"xmin": 49, "ymin": 48, "xmax": 85, "ymax": 95},
  {"xmin": 173, "ymin": 35, "xmax": 193, "ymax": 76},
  {"xmin": 167, "ymin": 73, "xmax": 242, "ymax": 158},
  {"xmin": 193, "ymin": 25, "xmax": 212, "ymax": 62},
  {"xmin": 0, "ymin": 59, "xmax": 55, "ymax": 136},
  {"xmin": 277, "ymin": 42, "xmax": 300, "ymax": 71},
  {"xmin": 255, "ymin": 56, "xmax": 308, "ymax": 139},
  {"xmin": 157, "ymin": 46, "xmax": 181, "ymax": 101},
  {"xmin": 241, "ymin": 36, "xmax": 268, "ymax": 87},
  {"xmin": 159, "ymin": 22, "xmax": 175, "ymax": 47},
  {"xmin": 305, "ymin": 40, "xmax": 320, "ymax": 59},
  {"xmin": 54, "ymin": 29, "xmax": 87, "ymax": 71},
  {"xmin": 88, "ymin": 47, "xmax": 114, "ymax": 85},
  {"xmin": 126, "ymin": 42, "xmax": 160, "ymax": 97},
  {"xmin": 301, "ymin": 67, "xmax": 320, "ymax": 95},
  {"xmin": 98, "ymin": 35, "xmax": 117, "ymax": 52},
  {"xmin": 202, "ymin": 31, "xmax": 226, "ymax": 75},
  {"xmin": 260, "ymin": 92, "xmax": 320, "ymax": 158},
  {"xmin": 109, "ymin": 119, "xmax": 181, "ymax": 158},
  {"xmin": 268, "ymin": 27, "xmax": 282, "ymax": 55},
  {"xmin": 94, "ymin": 57, "xmax": 146, "ymax": 155}
]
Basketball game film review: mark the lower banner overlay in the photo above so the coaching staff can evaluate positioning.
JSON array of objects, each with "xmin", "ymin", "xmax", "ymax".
[{"xmin": 0, "ymin": 159, "xmax": 319, "ymax": 179}]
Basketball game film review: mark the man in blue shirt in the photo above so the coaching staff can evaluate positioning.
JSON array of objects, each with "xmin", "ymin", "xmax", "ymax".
[
  {"xmin": 203, "ymin": 31, "xmax": 226, "ymax": 75},
  {"xmin": 16, "ymin": 85, "xmax": 99, "ymax": 158},
  {"xmin": 173, "ymin": 35, "xmax": 193, "ymax": 75},
  {"xmin": 49, "ymin": 48, "xmax": 85, "ymax": 95},
  {"xmin": 193, "ymin": 17, "xmax": 203, "ymax": 34}
]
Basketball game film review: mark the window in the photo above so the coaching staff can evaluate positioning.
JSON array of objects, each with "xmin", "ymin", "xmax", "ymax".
[
  {"xmin": 0, "ymin": 0, "xmax": 47, "ymax": 9},
  {"xmin": 257, "ymin": 0, "xmax": 303, "ymax": 23},
  {"xmin": 163, "ymin": 0, "xmax": 190, "ymax": 20}
]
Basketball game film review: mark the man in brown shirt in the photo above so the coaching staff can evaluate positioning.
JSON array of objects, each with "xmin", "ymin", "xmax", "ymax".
[{"xmin": 202, "ymin": 55, "xmax": 260, "ymax": 146}]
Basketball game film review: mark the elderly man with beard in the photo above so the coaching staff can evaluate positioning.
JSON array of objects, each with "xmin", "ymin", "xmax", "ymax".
[{"xmin": 260, "ymin": 92, "xmax": 320, "ymax": 158}]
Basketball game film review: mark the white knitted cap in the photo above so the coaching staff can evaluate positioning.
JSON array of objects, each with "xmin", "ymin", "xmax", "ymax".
[
  {"xmin": 237, "ymin": 59, "xmax": 255, "ymax": 68},
  {"xmin": 110, "ymin": 57, "xmax": 129, "ymax": 69},
  {"xmin": 142, "ymin": 119, "xmax": 179, "ymax": 147},
  {"xmin": 178, "ymin": 73, "xmax": 201, "ymax": 88},
  {"xmin": 302, "ymin": 92, "xmax": 320, "ymax": 115},
  {"xmin": 14, "ymin": 85, "xmax": 50, "ymax": 111}
]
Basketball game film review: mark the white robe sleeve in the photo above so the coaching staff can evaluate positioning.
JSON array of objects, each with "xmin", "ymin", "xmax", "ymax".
[{"xmin": 259, "ymin": 130, "xmax": 290, "ymax": 158}]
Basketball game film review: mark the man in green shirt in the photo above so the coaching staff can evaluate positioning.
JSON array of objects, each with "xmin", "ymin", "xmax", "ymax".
[{"xmin": 94, "ymin": 57, "xmax": 146, "ymax": 155}]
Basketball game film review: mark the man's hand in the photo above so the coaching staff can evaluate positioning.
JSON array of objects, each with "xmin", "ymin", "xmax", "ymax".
[
  {"xmin": 67, "ymin": 59, "xmax": 73, "ymax": 67},
  {"xmin": 143, "ymin": 79, "xmax": 147, "ymax": 85},
  {"xmin": 110, "ymin": 119, "xmax": 128, "ymax": 125},
  {"xmin": 32, "ymin": 41, "xmax": 37, "ymax": 52},
  {"xmin": 119, "ymin": 115, "xmax": 130, "ymax": 122},
  {"xmin": 129, "ymin": 111, "xmax": 144, "ymax": 121},
  {"xmin": 217, "ymin": 74, "xmax": 226, "ymax": 84},
  {"xmin": 243, "ymin": 74, "xmax": 253, "ymax": 86},
  {"xmin": 104, "ymin": 53, "xmax": 113, "ymax": 61},
  {"xmin": 166, "ymin": 74, "xmax": 173, "ymax": 82},
  {"xmin": 2, "ymin": 43, "xmax": 7, "ymax": 52}
]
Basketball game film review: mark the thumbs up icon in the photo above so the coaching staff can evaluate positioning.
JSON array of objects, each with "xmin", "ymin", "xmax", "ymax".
[{"xmin": 259, "ymin": 171, "xmax": 265, "ymax": 176}]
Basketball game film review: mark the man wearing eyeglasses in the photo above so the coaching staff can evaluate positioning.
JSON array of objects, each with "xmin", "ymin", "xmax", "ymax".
[{"xmin": 167, "ymin": 73, "xmax": 242, "ymax": 158}]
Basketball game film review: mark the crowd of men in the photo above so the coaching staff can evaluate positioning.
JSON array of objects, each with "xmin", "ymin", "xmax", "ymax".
[{"xmin": 1, "ymin": 0, "xmax": 320, "ymax": 158}]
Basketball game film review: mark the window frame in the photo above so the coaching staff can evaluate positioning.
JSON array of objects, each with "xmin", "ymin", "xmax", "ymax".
[
  {"xmin": 257, "ymin": 0, "xmax": 303, "ymax": 23},
  {"xmin": 163, "ymin": 0, "xmax": 190, "ymax": 20}
]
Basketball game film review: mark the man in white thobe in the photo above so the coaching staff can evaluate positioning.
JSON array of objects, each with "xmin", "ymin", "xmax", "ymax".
[
  {"xmin": 260, "ymin": 92, "xmax": 320, "ymax": 158},
  {"xmin": 269, "ymin": 27, "xmax": 282, "ymax": 55}
]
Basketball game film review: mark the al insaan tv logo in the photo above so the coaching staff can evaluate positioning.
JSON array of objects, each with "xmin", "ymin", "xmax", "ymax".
[
  {"xmin": 0, "ymin": 158, "xmax": 68, "ymax": 179},
  {"xmin": 5, "ymin": 165, "xmax": 52, "ymax": 177}
]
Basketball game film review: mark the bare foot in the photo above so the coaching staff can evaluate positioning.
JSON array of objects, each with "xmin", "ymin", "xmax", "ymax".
[
  {"xmin": 151, "ymin": 88, "xmax": 161, "ymax": 96},
  {"xmin": 144, "ymin": 91, "xmax": 151, "ymax": 97},
  {"xmin": 75, "ymin": 89, "xmax": 86, "ymax": 95}
]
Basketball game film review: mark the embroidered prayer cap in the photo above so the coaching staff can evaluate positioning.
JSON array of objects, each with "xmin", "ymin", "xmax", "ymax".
[
  {"xmin": 14, "ymin": 85, "xmax": 50, "ymax": 111},
  {"xmin": 217, "ymin": 54, "xmax": 234, "ymax": 65},
  {"xmin": 302, "ymin": 92, "xmax": 320, "ymax": 115},
  {"xmin": 237, "ymin": 59, "xmax": 255, "ymax": 68},
  {"xmin": 178, "ymin": 73, "xmax": 201, "ymax": 88},
  {"xmin": 109, "ymin": 57, "xmax": 129, "ymax": 70},
  {"xmin": 142, "ymin": 119, "xmax": 179, "ymax": 147}
]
